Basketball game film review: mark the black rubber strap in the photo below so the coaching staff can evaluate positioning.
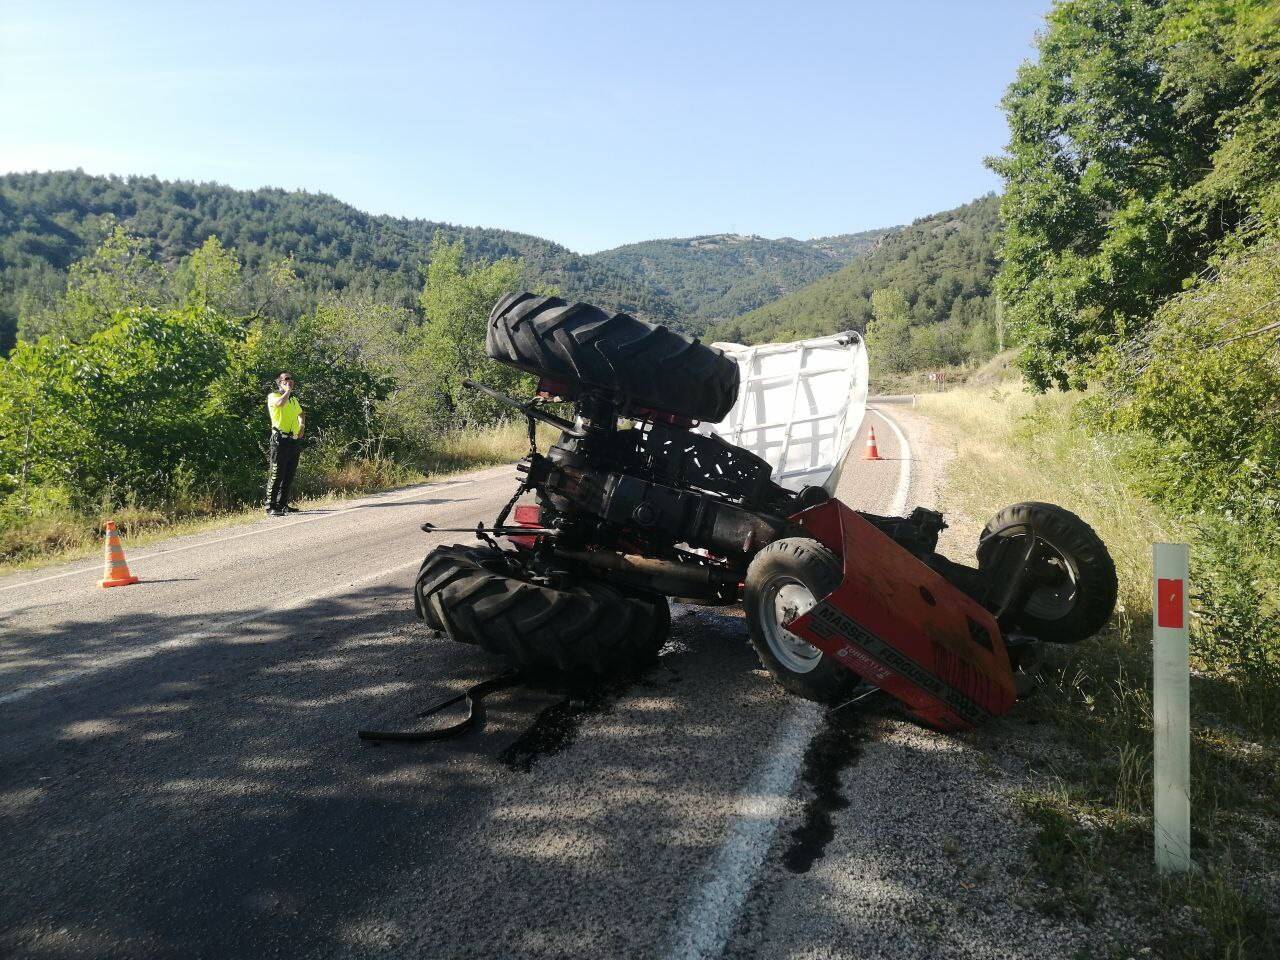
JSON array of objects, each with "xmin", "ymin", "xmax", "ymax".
[{"xmin": 358, "ymin": 671, "xmax": 523, "ymax": 743}]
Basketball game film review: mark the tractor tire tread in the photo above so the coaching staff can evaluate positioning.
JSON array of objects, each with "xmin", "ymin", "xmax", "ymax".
[
  {"xmin": 415, "ymin": 543, "xmax": 669, "ymax": 675},
  {"xmin": 979, "ymin": 501, "xmax": 1117, "ymax": 643},
  {"xmin": 486, "ymin": 292, "xmax": 739, "ymax": 423}
]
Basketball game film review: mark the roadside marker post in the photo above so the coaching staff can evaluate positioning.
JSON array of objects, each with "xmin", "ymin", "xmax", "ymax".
[{"xmin": 1152, "ymin": 543, "xmax": 1192, "ymax": 873}]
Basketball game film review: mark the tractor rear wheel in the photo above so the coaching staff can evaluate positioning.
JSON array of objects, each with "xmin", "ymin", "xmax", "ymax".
[
  {"xmin": 415, "ymin": 544, "xmax": 670, "ymax": 676},
  {"xmin": 744, "ymin": 537, "xmax": 862, "ymax": 705},
  {"xmin": 486, "ymin": 292, "xmax": 740, "ymax": 423}
]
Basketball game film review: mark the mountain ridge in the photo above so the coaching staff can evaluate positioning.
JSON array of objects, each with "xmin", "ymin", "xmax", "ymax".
[
  {"xmin": 590, "ymin": 226, "xmax": 895, "ymax": 325},
  {"xmin": 0, "ymin": 170, "xmax": 683, "ymax": 348},
  {"xmin": 2, "ymin": 171, "xmax": 983, "ymax": 354},
  {"xmin": 710, "ymin": 194, "xmax": 1001, "ymax": 365}
]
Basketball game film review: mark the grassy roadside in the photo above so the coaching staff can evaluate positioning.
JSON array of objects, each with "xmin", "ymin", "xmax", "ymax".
[
  {"xmin": 917, "ymin": 384, "xmax": 1279, "ymax": 960},
  {"xmin": 1, "ymin": 421, "xmax": 539, "ymax": 574}
]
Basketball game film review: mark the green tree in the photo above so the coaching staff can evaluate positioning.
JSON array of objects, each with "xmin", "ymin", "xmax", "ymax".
[
  {"xmin": 19, "ymin": 223, "xmax": 171, "ymax": 341},
  {"xmin": 909, "ymin": 317, "xmax": 968, "ymax": 369},
  {"xmin": 866, "ymin": 288, "xmax": 913, "ymax": 373},
  {"xmin": 1, "ymin": 303, "xmax": 393, "ymax": 512},
  {"xmin": 249, "ymin": 255, "xmax": 303, "ymax": 319},
  {"xmin": 0, "ymin": 169, "xmax": 679, "ymax": 351},
  {"xmin": 300, "ymin": 292, "xmax": 420, "ymax": 449},
  {"xmin": 416, "ymin": 236, "xmax": 533, "ymax": 426},
  {"xmin": 1103, "ymin": 232, "xmax": 1280, "ymax": 517},
  {"xmin": 714, "ymin": 195, "xmax": 1000, "ymax": 356},
  {"xmin": 214, "ymin": 306, "xmax": 393, "ymax": 467},
  {"xmin": 990, "ymin": 0, "xmax": 1280, "ymax": 388},
  {"xmin": 175, "ymin": 235, "xmax": 243, "ymax": 314},
  {"xmin": 0, "ymin": 307, "xmax": 246, "ymax": 505}
]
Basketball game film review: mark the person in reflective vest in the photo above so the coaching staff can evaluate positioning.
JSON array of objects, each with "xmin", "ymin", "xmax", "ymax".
[{"xmin": 265, "ymin": 372, "xmax": 305, "ymax": 516}]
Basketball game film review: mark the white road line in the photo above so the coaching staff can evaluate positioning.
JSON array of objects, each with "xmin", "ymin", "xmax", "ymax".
[
  {"xmin": 665, "ymin": 701, "xmax": 822, "ymax": 960},
  {"xmin": 664, "ymin": 411, "xmax": 914, "ymax": 960},
  {"xmin": 872, "ymin": 406, "xmax": 913, "ymax": 516},
  {"xmin": 0, "ymin": 472, "xmax": 493, "ymax": 595},
  {"xmin": 0, "ymin": 557, "xmax": 421, "ymax": 707}
]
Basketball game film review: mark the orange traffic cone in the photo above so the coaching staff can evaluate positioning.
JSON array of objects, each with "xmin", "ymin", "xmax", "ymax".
[
  {"xmin": 99, "ymin": 520, "xmax": 140, "ymax": 588},
  {"xmin": 863, "ymin": 426, "xmax": 883, "ymax": 461}
]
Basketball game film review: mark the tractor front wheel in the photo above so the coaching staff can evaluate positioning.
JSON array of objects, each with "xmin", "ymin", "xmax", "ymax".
[
  {"xmin": 978, "ymin": 502, "xmax": 1117, "ymax": 643},
  {"xmin": 744, "ymin": 537, "xmax": 862, "ymax": 705}
]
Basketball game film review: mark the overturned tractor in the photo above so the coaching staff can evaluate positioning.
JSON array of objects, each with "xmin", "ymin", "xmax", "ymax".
[{"xmin": 414, "ymin": 293, "xmax": 1117, "ymax": 731}]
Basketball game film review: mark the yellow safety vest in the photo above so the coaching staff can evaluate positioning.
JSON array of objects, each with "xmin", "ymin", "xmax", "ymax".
[{"xmin": 268, "ymin": 392, "xmax": 303, "ymax": 436}]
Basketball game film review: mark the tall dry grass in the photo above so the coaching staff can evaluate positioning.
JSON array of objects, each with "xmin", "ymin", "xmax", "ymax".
[
  {"xmin": 919, "ymin": 383, "xmax": 1278, "ymax": 960},
  {"xmin": 920, "ymin": 385, "xmax": 1174, "ymax": 633}
]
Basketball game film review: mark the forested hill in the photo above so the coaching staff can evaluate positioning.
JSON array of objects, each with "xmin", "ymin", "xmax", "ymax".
[
  {"xmin": 805, "ymin": 231, "xmax": 898, "ymax": 261},
  {"xmin": 710, "ymin": 195, "xmax": 1001, "ymax": 365},
  {"xmin": 0, "ymin": 170, "xmax": 681, "ymax": 349},
  {"xmin": 590, "ymin": 228, "xmax": 894, "ymax": 325}
]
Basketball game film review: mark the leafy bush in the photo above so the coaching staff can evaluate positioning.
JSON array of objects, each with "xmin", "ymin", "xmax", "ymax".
[
  {"xmin": 1100, "ymin": 233, "xmax": 1280, "ymax": 521},
  {"xmin": 1192, "ymin": 515, "xmax": 1280, "ymax": 725},
  {"xmin": 0, "ymin": 304, "xmax": 390, "ymax": 513},
  {"xmin": 0, "ymin": 307, "xmax": 247, "ymax": 505},
  {"xmin": 0, "ymin": 220, "xmax": 554, "ymax": 564},
  {"xmin": 991, "ymin": 0, "xmax": 1280, "ymax": 389}
]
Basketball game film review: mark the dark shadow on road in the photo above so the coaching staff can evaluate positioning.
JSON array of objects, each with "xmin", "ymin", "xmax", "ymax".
[
  {"xmin": 0, "ymin": 581, "xmax": 549, "ymax": 959},
  {"xmin": 362, "ymin": 497, "xmax": 476, "ymax": 509},
  {"xmin": 0, "ymin": 583, "xmax": 782, "ymax": 960},
  {"xmin": 338, "ymin": 605, "xmax": 823, "ymax": 960}
]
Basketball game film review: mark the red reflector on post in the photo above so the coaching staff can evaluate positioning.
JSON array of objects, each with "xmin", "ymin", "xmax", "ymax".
[{"xmin": 1157, "ymin": 578, "xmax": 1184, "ymax": 629}]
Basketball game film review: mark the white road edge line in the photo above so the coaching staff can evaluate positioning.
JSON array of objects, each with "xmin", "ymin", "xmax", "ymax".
[
  {"xmin": 873, "ymin": 406, "xmax": 913, "ymax": 516},
  {"xmin": 0, "ymin": 470, "xmax": 497, "ymax": 594},
  {"xmin": 663, "ymin": 408, "xmax": 913, "ymax": 960},
  {"xmin": 665, "ymin": 701, "xmax": 822, "ymax": 960},
  {"xmin": 0, "ymin": 557, "xmax": 422, "ymax": 707}
]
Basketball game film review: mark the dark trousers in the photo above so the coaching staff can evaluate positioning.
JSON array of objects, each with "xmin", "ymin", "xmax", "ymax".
[{"xmin": 266, "ymin": 431, "xmax": 301, "ymax": 510}]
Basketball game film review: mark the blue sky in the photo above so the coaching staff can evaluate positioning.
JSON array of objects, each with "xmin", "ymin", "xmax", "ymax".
[{"xmin": 1, "ymin": 1, "xmax": 1049, "ymax": 253}]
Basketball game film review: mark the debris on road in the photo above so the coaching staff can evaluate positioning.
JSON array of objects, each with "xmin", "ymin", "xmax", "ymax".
[{"xmin": 357, "ymin": 670, "xmax": 522, "ymax": 743}]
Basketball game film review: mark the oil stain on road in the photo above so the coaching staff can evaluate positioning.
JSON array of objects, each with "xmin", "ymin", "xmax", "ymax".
[
  {"xmin": 498, "ymin": 663, "xmax": 673, "ymax": 773},
  {"xmin": 781, "ymin": 708, "xmax": 866, "ymax": 873}
]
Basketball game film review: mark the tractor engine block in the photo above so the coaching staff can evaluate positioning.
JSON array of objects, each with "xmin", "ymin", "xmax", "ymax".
[{"xmin": 533, "ymin": 457, "xmax": 791, "ymax": 558}]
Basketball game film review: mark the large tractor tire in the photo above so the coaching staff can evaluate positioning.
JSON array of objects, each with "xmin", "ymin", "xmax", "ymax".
[
  {"xmin": 415, "ymin": 544, "xmax": 670, "ymax": 676},
  {"xmin": 978, "ymin": 502, "xmax": 1117, "ymax": 643},
  {"xmin": 486, "ymin": 292, "xmax": 740, "ymax": 423},
  {"xmin": 744, "ymin": 537, "xmax": 863, "ymax": 705}
]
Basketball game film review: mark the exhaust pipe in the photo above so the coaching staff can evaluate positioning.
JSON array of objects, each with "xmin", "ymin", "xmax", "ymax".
[{"xmin": 558, "ymin": 549, "xmax": 734, "ymax": 599}]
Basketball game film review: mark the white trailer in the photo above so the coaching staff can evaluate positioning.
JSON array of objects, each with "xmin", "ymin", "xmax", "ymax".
[{"xmin": 699, "ymin": 331, "xmax": 869, "ymax": 495}]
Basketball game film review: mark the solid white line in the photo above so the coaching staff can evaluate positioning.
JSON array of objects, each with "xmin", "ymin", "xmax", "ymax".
[
  {"xmin": 665, "ymin": 702, "xmax": 822, "ymax": 960},
  {"xmin": 0, "ymin": 557, "xmax": 422, "ymax": 707},
  {"xmin": 872, "ymin": 407, "xmax": 913, "ymax": 516},
  {"xmin": 0, "ymin": 470, "xmax": 496, "ymax": 595},
  {"xmin": 664, "ymin": 412, "xmax": 914, "ymax": 960}
]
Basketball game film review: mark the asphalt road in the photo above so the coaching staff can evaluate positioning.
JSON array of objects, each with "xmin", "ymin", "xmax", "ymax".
[{"xmin": 1, "ymin": 410, "xmax": 919, "ymax": 960}]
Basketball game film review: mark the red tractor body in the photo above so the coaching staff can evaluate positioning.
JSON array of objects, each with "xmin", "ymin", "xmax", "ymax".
[{"xmin": 788, "ymin": 500, "xmax": 1016, "ymax": 730}]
